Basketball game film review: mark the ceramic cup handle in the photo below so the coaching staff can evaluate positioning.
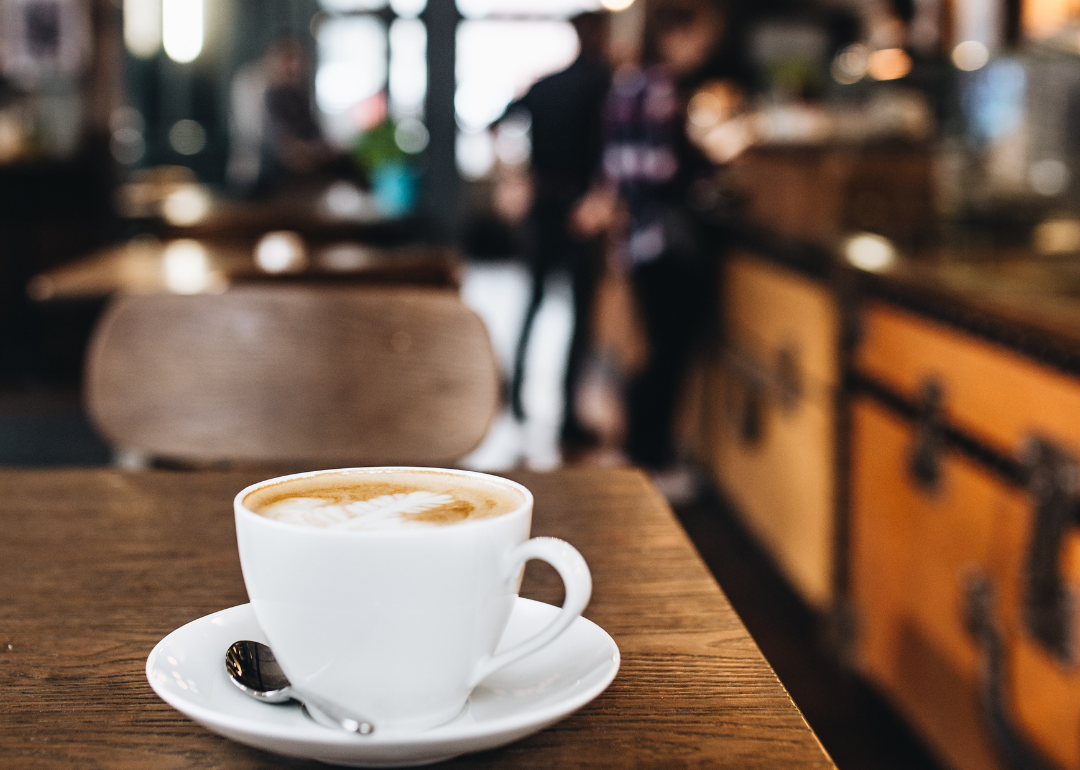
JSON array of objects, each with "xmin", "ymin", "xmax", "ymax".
[{"xmin": 467, "ymin": 537, "xmax": 592, "ymax": 687}]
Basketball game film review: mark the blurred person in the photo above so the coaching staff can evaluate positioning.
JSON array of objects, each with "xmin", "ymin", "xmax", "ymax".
[
  {"xmin": 585, "ymin": 0, "xmax": 725, "ymax": 487},
  {"xmin": 228, "ymin": 36, "xmax": 344, "ymax": 197},
  {"xmin": 226, "ymin": 51, "xmax": 269, "ymax": 191},
  {"xmin": 502, "ymin": 11, "xmax": 612, "ymax": 448}
]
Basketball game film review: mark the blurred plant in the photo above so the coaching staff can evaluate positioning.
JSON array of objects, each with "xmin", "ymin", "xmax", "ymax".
[
  {"xmin": 353, "ymin": 117, "xmax": 407, "ymax": 173},
  {"xmin": 767, "ymin": 59, "xmax": 824, "ymax": 100},
  {"xmin": 353, "ymin": 117, "xmax": 418, "ymax": 217}
]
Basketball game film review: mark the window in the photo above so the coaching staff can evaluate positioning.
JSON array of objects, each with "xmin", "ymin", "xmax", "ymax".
[
  {"xmin": 453, "ymin": 0, "xmax": 600, "ymax": 178},
  {"xmin": 314, "ymin": 0, "xmax": 427, "ymax": 148}
]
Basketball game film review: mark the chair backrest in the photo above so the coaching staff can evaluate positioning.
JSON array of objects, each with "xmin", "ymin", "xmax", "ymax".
[{"xmin": 85, "ymin": 285, "xmax": 500, "ymax": 466}]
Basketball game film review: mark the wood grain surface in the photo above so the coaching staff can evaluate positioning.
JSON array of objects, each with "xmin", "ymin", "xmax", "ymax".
[
  {"xmin": 85, "ymin": 286, "xmax": 500, "ymax": 466},
  {"xmin": 0, "ymin": 467, "xmax": 834, "ymax": 769},
  {"xmin": 28, "ymin": 241, "xmax": 460, "ymax": 302}
]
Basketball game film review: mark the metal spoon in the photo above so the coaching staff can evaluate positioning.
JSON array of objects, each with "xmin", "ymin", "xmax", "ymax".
[{"xmin": 225, "ymin": 640, "xmax": 374, "ymax": 735}]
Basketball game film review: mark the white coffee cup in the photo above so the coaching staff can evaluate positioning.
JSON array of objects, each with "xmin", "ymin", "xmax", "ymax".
[{"xmin": 234, "ymin": 467, "xmax": 592, "ymax": 734}]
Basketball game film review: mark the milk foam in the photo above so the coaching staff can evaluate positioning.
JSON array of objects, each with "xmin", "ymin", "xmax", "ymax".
[
  {"xmin": 260, "ymin": 490, "xmax": 468, "ymax": 530},
  {"xmin": 247, "ymin": 469, "xmax": 525, "ymax": 530}
]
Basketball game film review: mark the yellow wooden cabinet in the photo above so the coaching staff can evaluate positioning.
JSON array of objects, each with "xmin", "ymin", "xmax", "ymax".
[
  {"xmin": 851, "ymin": 302, "xmax": 1080, "ymax": 770},
  {"xmin": 705, "ymin": 251, "xmax": 840, "ymax": 610}
]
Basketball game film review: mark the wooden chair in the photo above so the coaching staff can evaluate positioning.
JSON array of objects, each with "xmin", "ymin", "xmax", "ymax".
[{"xmin": 84, "ymin": 285, "xmax": 500, "ymax": 467}]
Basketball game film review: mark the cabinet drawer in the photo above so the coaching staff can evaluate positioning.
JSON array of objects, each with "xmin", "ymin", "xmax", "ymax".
[
  {"xmin": 706, "ymin": 363, "xmax": 835, "ymax": 608},
  {"xmin": 706, "ymin": 253, "xmax": 838, "ymax": 609},
  {"xmin": 856, "ymin": 302, "xmax": 1080, "ymax": 459},
  {"xmin": 851, "ymin": 395, "xmax": 1080, "ymax": 770},
  {"xmin": 727, "ymin": 252, "xmax": 839, "ymax": 388}
]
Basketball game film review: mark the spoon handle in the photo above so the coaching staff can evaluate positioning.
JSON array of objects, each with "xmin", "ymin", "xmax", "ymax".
[{"xmin": 298, "ymin": 692, "xmax": 375, "ymax": 735}]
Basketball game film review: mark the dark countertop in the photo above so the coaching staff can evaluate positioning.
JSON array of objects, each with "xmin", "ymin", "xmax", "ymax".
[
  {"xmin": 728, "ymin": 222, "xmax": 1080, "ymax": 376},
  {"xmin": 846, "ymin": 249, "xmax": 1080, "ymax": 376}
]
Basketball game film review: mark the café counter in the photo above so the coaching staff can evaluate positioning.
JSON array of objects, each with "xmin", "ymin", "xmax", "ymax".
[{"xmin": 704, "ymin": 240, "xmax": 1080, "ymax": 770}]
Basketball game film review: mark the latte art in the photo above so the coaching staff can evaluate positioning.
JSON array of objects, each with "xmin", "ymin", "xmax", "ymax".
[
  {"xmin": 260, "ymin": 491, "xmax": 468, "ymax": 530},
  {"xmin": 245, "ymin": 469, "xmax": 524, "ymax": 530}
]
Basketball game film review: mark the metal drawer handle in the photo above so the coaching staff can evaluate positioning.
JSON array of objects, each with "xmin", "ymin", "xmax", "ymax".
[
  {"xmin": 908, "ymin": 378, "xmax": 944, "ymax": 492},
  {"xmin": 774, "ymin": 346, "xmax": 802, "ymax": 412},
  {"xmin": 963, "ymin": 572, "xmax": 1057, "ymax": 770},
  {"xmin": 722, "ymin": 348, "xmax": 764, "ymax": 446},
  {"xmin": 723, "ymin": 344, "xmax": 803, "ymax": 447},
  {"xmin": 724, "ymin": 344, "xmax": 804, "ymax": 409},
  {"xmin": 1019, "ymin": 437, "xmax": 1080, "ymax": 665}
]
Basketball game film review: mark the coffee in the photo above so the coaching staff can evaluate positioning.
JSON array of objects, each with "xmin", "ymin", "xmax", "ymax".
[
  {"xmin": 244, "ymin": 468, "xmax": 525, "ymax": 531},
  {"xmin": 235, "ymin": 466, "xmax": 589, "ymax": 733}
]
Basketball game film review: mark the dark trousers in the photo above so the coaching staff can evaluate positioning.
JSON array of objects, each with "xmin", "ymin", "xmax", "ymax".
[
  {"xmin": 510, "ymin": 200, "xmax": 601, "ymax": 434},
  {"xmin": 625, "ymin": 256, "xmax": 712, "ymax": 469}
]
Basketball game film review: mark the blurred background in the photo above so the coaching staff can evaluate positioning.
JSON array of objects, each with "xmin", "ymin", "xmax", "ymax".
[{"xmin": 8, "ymin": 0, "xmax": 1080, "ymax": 768}]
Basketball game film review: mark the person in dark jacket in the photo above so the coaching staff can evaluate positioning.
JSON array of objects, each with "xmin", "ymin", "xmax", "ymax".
[{"xmin": 504, "ymin": 11, "xmax": 611, "ymax": 447}]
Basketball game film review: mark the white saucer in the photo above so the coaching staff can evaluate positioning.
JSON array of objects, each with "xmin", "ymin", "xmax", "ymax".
[{"xmin": 146, "ymin": 599, "xmax": 620, "ymax": 767}]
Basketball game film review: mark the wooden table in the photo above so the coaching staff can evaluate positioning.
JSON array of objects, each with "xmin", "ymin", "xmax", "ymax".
[
  {"xmin": 0, "ymin": 467, "xmax": 835, "ymax": 768},
  {"xmin": 26, "ymin": 240, "xmax": 461, "ymax": 302}
]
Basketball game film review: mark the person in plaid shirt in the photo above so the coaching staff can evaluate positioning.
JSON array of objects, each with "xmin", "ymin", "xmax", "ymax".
[{"xmin": 601, "ymin": 0, "xmax": 724, "ymax": 478}]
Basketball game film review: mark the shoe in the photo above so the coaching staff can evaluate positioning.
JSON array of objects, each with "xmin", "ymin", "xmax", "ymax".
[{"xmin": 559, "ymin": 420, "xmax": 601, "ymax": 448}]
